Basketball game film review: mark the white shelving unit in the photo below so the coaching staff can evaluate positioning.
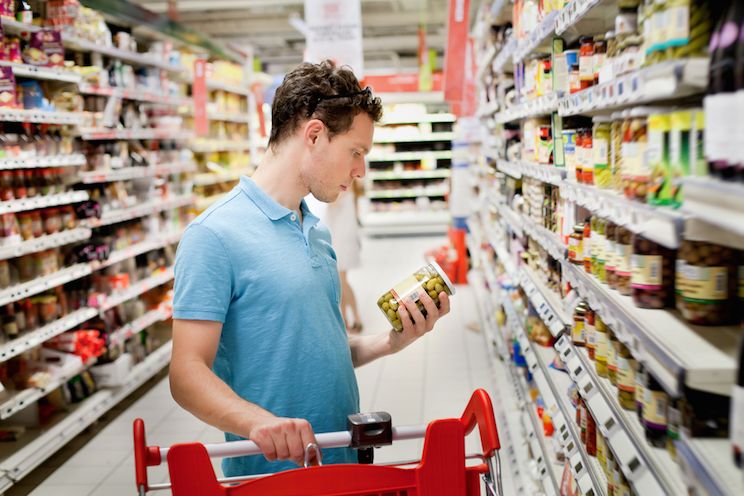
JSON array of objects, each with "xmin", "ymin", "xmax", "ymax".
[{"xmin": 474, "ymin": 0, "xmax": 744, "ymax": 494}]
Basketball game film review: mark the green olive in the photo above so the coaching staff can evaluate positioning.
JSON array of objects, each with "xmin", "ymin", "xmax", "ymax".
[
  {"xmin": 382, "ymin": 302, "xmax": 390, "ymax": 311},
  {"xmin": 393, "ymin": 319, "xmax": 403, "ymax": 331},
  {"xmin": 387, "ymin": 309, "xmax": 397, "ymax": 319},
  {"xmin": 425, "ymin": 279, "xmax": 437, "ymax": 291},
  {"xmin": 428, "ymin": 290, "xmax": 438, "ymax": 299},
  {"xmin": 390, "ymin": 301, "xmax": 399, "ymax": 311},
  {"xmin": 434, "ymin": 283, "xmax": 444, "ymax": 293}
]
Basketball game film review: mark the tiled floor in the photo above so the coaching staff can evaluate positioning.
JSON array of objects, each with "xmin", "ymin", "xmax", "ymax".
[{"xmin": 14, "ymin": 235, "xmax": 501, "ymax": 495}]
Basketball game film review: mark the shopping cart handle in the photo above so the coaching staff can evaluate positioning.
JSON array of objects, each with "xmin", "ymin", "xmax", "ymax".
[{"xmin": 460, "ymin": 389, "xmax": 500, "ymax": 456}]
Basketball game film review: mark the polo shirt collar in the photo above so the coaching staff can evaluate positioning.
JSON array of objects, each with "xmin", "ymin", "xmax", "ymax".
[{"xmin": 239, "ymin": 176, "xmax": 319, "ymax": 226}]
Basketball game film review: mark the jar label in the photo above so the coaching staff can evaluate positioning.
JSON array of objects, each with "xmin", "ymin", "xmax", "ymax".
[
  {"xmin": 607, "ymin": 341, "xmax": 617, "ymax": 372},
  {"xmin": 580, "ymin": 56, "xmax": 593, "ymax": 80},
  {"xmin": 594, "ymin": 138, "xmax": 609, "ymax": 167},
  {"xmin": 667, "ymin": 6, "xmax": 690, "ymax": 46},
  {"xmin": 583, "ymin": 146, "xmax": 594, "ymax": 172},
  {"xmin": 643, "ymin": 390, "xmax": 668, "ymax": 428},
  {"xmin": 676, "ymin": 259, "xmax": 689, "ymax": 295},
  {"xmin": 568, "ymin": 236, "xmax": 581, "ymax": 261},
  {"xmin": 616, "ymin": 357, "xmax": 636, "ymax": 392},
  {"xmin": 585, "ymin": 322, "xmax": 596, "ymax": 348},
  {"xmin": 595, "ymin": 331, "xmax": 608, "ymax": 360},
  {"xmin": 605, "ymin": 240, "xmax": 617, "ymax": 270},
  {"xmin": 681, "ymin": 265, "xmax": 728, "ymax": 302},
  {"xmin": 596, "ymin": 234, "xmax": 606, "ymax": 263},
  {"xmin": 616, "ymin": 243, "xmax": 632, "ymax": 276},
  {"xmin": 391, "ymin": 274, "xmax": 423, "ymax": 304},
  {"xmin": 572, "ymin": 321, "xmax": 585, "ymax": 344},
  {"xmin": 631, "ymin": 254, "xmax": 662, "ymax": 288}
]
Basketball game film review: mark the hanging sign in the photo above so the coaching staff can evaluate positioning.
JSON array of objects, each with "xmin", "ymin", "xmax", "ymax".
[
  {"xmin": 304, "ymin": 0, "xmax": 364, "ymax": 78},
  {"xmin": 193, "ymin": 59, "xmax": 209, "ymax": 137},
  {"xmin": 444, "ymin": 0, "xmax": 470, "ymax": 103}
]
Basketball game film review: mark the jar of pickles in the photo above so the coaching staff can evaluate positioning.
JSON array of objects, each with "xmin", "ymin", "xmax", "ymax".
[
  {"xmin": 606, "ymin": 221, "xmax": 618, "ymax": 288},
  {"xmin": 615, "ymin": 224, "xmax": 633, "ymax": 295},
  {"xmin": 595, "ymin": 314, "xmax": 609, "ymax": 378},
  {"xmin": 569, "ymin": 224, "xmax": 584, "ymax": 264},
  {"xmin": 616, "ymin": 341, "xmax": 636, "ymax": 410},
  {"xmin": 632, "ymin": 234, "xmax": 676, "ymax": 309},
  {"xmin": 572, "ymin": 302, "xmax": 587, "ymax": 347},
  {"xmin": 597, "ymin": 218, "xmax": 609, "ymax": 283},
  {"xmin": 607, "ymin": 329, "xmax": 619, "ymax": 385},
  {"xmin": 583, "ymin": 217, "xmax": 592, "ymax": 273},
  {"xmin": 593, "ymin": 116, "xmax": 612, "ymax": 188},
  {"xmin": 622, "ymin": 108, "xmax": 652, "ymax": 202},
  {"xmin": 585, "ymin": 307, "xmax": 597, "ymax": 360},
  {"xmin": 677, "ymin": 240, "xmax": 738, "ymax": 325},
  {"xmin": 377, "ymin": 262, "xmax": 455, "ymax": 331},
  {"xmin": 582, "ymin": 128, "xmax": 594, "ymax": 185}
]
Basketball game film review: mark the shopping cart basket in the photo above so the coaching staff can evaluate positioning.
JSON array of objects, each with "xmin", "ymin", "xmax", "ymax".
[{"xmin": 133, "ymin": 388, "xmax": 502, "ymax": 495}]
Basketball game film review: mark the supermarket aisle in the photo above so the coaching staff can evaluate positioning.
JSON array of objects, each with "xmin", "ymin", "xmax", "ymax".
[{"xmin": 19, "ymin": 235, "xmax": 497, "ymax": 496}]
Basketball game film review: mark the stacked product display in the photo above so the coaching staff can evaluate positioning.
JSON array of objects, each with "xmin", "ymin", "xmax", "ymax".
[
  {"xmin": 361, "ymin": 102, "xmax": 454, "ymax": 235},
  {"xmin": 471, "ymin": 1, "xmax": 744, "ymax": 495},
  {"xmin": 0, "ymin": 0, "xmax": 259, "ymax": 491}
]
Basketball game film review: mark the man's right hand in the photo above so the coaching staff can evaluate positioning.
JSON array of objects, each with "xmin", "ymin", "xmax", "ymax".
[{"xmin": 248, "ymin": 416, "xmax": 320, "ymax": 467}]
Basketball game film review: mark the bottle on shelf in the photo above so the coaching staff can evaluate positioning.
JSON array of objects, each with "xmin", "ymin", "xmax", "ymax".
[
  {"xmin": 705, "ymin": 0, "xmax": 744, "ymax": 180},
  {"xmin": 643, "ymin": 372, "xmax": 669, "ymax": 448}
]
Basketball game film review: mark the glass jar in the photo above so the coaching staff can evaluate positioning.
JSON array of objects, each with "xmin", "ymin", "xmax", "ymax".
[
  {"xmin": 17, "ymin": 212, "xmax": 34, "ymax": 241},
  {"xmin": 622, "ymin": 108, "xmax": 651, "ymax": 202},
  {"xmin": 611, "ymin": 112, "xmax": 625, "ymax": 193},
  {"xmin": 0, "ymin": 171, "xmax": 14, "ymax": 201},
  {"xmin": 582, "ymin": 128, "xmax": 594, "ymax": 185},
  {"xmin": 377, "ymin": 261, "xmax": 455, "ymax": 331},
  {"xmin": 60, "ymin": 205, "xmax": 75, "ymax": 230},
  {"xmin": 596, "ymin": 218, "xmax": 608, "ymax": 283},
  {"xmin": 643, "ymin": 373, "xmax": 668, "ymax": 448},
  {"xmin": 583, "ymin": 218, "xmax": 592, "ymax": 273},
  {"xmin": 616, "ymin": 342, "xmax": 636, "ymax": 410},
  {"xmin": 607, "ymin": 329, "xmax": 619, "ymax": 385},
  {"xmin": 593, "ymin": 117, "xmax": 612, "ymax": 188},
  {"xmin": 591, "ymin": 216, "xmax": 601, "ymax": 276},
  {"xmin": 606, "ymin": 221, "xmax": 618, "ymax": 288},
  {"xmin": 615, "ymin": 224, "xmax": 633, "ymax": 295},
  {"xmin": 42, "ymin": 208, "xmax": 62, "ymax": 235},
  {"xmin": 593, "ymin": 37, "xmax": 607, "ymax": 85},
  {"xmin": 579, "ymin": 36, "xmax": 595, "ymax": 90},
  {"xmin": 0, "ymin": 259, "xmax": 10, "ymax": 289},
  {"xmin": 575, "ymin": 129, "xmax": 585, "ymax": 182},
  {"xmin": 677, "ymin": 240, "xmax": 738, "ymax": 326},
  {"xmin": 585, "ymin": 307, "xmax": 597, "ymax": 360},
  {"xmin": 568, "ymin": 224, "xmax": 584, "ymax": 264},
  {"xmin": 595, "ymin": 314, "xmax": 609, "ymax": 378},
  {"xmin": 632, "ymin": 234, "xmax": 676, "ymax": 309},
  {"xmin": 563, "ymin": 129, "xmax": 577, "ymax": 180},
  {"xmin": 572, "ymin": 302, "xmax": 587, "ymax": 347},
  {"xmin": 23, "ymin": 169, "xmax": 36, "ymax": 198},
  {"xmin": 34, "ymin": 294, "xmax": 58, "ymax": 325},
  {"xmin": 569, "ymin": 62, "xmax": 582, "ymax": 94},
  {"xmin": 12, "ymin": 170, "xmax": 26, "ymax": 200},
  {"xmin": 30, "ymin": 210, "xmax": 43, "ymax": 238}
]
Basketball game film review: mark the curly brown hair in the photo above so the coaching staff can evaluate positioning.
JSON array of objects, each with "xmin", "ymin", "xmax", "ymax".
[{"xmin": 268, "ymin": 60, "xmax": 383, "ymax": 151}]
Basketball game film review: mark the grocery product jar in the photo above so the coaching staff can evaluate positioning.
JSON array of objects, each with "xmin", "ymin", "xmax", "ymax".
[
  {"xmin": 593, "ymin": 117, "xmax": 612, "ymax": 188},
  {"xmin": 677, "ymin": 240, "xmax": 738, "ymax": 326},
  {"xmin": 568, "ymin": 224, "xmax": 584, "ymax": 264},
  {"xmin": 615, "ymin": 224, "xmax": 633, "ymax": 295},
  {"xmin": 622, "ymin": 108, "xmax": 653, "ymax": 202},
  {"xmin": 605, "ymin": 221, "xmax": 618, "ymax": 289},
  {"xmin": 631, "ymin": 234, "xmax": 676, "ymax": 309},
  {"xmin": 377, "ymin": 262, "xmax": 455, "ymax": 331}
]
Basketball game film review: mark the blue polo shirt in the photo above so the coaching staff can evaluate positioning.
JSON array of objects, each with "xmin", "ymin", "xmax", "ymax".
[{"xmin": 173, "ymin": 176, "xmax": 360, "ymax": 476}]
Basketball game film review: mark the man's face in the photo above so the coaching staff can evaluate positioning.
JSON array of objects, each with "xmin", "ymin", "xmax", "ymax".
[{"xmin": 304, "ymin": 113, "xmax": 374, "ymax": 203}]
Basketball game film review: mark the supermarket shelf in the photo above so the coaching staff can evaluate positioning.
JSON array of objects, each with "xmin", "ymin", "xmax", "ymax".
[
  {"xmin": 108, "ymin": 308, "xmax": 172, "ymax": 348},
  {"xmin": 0, "ymin": 263, "xmax": 92, "ymax": 307},
  {"xmin": 360, "ymin": 210, "xmax": 450, "ymax": 236},
  {"xmin": 0, "ymin": 227, "xmax": 92, "ymax": 261},
  {"xmin": 84, "ymin": 195, "xmax": 195, "ymax": 228},
  {"xmin": 560, "ymin": 181, "xmax": 684, "ymax": 249},
  {"xmin": 0, "ymin": 108, "xmax": 82, "ymax": 125},
  {"xmin": 0, "ymin": 60, "xmax": 81, "ymax": 84},
  {"xmin": 519, "ymin": 213, "xmax": 567, "ymax": 261},
  {"xmin": 97, "ymin": 267, "xmax": 175, "ymax": 313},
  {"xmin": 0, "ymin": 356, "xmax": 98, "ymax": 420},
  {"xmin": 78, "ymin": 85, "xmax": 188, "ymax": 107},
  {"xmin": 513, "ymin": 11, "xmax": 560, "ymax": 65},
  {"xmin": 190, "ymin": 140, "xmax": 251, "ymax": 153},
  {"xmin": 91, "ymin": 230, "xmax": 183, "ymax": 272},
  {"xmin": 207, "ymin": 112, "xmax": 251, "ymax": 123},
  {"xmin": 496, "ymin": 159, "xmax": 567, "ymax": 186},
  {"xmin": 494, "ymin": 202, "xmax": 524, "ymax": 238},
  {"xmin": 558, "ymin": 58, "xmax": 709, "ymax": 117},
  {"xmin": 562, "ymin": 261, "xmax": 741, "ymax": 397},
  {"xmin": 368, "ymin": 169, "xmax": 451, "ymax": 181},
  {"xmin": 63, "ymin": 35, "xmax": 184, "ymax": 73},
  {"xmin": 192, "ymin": 168, "xmax": 250, "ymax": 187},
  {"xmin": 380, "ymin": 113, "xmax": 455, "ymax": 125},
  {"xmin": 681, "ymin": 177, "xmax": 744, "ymax": 246},
  {"xmin": 0, "ymin": 308, "xmax": 99, "ymax": 363},
  {"xmin": 374, "ymin": 132, "xmax": 453, "ymax": 144},
  {"xmin": 367, "ymin": 188, "xmax": 448, "ymax": 199},
  {"xmin": 0, "ymin": 191, "xmax": 89, "ymax": 216},
  {"xmin": 491, "ymin": 37, "xmax": 518, "ymax": 74},
  {"xmin": 495, "ymin": 94, "xmax": 558, "ymax": 124},
  {"xmin": 78, "ymin": 162, "xmax": 197, "ymax": 183},
  {"xmin": 79, "ymin": 129, "xmax": 194, "ymax": 141},
  {"xmin": 677, "ymin": 434, "xmax": 744, "ymax": 496},
  {"xmin": 520, "ymin": 266, "xmax": 571, "ymax": 337},
  {"xmin": 207, "ymin": 80, "xmax": 250, "ymax": 96},
  {"xmin": 0, "ymin": 154, "xmax": 86, "ymax": 170},
  {"xmin": 555, "ymin": 0, "xmax": 619, "ymax": 40},
  {"xmin": 367, "ymin": 150, "xmax": 453, "ymax": 162},
  {"xmin": 0, "ymin": 340, "xmax": 173, "ymax": 491},
  {"xmin": 557, "ymin": 335, "xmax": 685, "ymax": 495}
]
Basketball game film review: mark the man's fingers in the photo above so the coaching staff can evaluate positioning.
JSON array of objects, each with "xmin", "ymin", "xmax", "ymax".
[{"xmin": 438, "ymin": 292, "xmax": 451, "ymax": 316}]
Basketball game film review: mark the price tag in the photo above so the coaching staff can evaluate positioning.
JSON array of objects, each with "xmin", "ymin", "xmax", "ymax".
[{"xmin": 568, "ymin": 356, "xmax": 585, "ymax": 381}]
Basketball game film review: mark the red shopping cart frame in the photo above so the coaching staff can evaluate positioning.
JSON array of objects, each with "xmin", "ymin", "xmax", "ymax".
[{"xmin": 134, "ymin": 388, "xmax": 501, "ymax": 495}]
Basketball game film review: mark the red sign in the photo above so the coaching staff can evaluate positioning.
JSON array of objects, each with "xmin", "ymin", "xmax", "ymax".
[
  {"xmin": 192, "ymin": 59, "xmax": 208, "ymax": 137},
  {"xmin": 444, "ymin": 0, "xmax": 470, "ymax": 104},
  {"xmin": 364, "ymin": 72, "xmax": 443, "ymax": 93}
]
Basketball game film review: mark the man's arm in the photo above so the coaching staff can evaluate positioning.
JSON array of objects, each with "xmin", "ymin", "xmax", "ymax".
[
  {"xmin": 170, "ymin": 319, "xmax": 318, "ymax": 466},
  {"xmin": 348, "ymin": 291, "xmax": 450, "ymax": 367}
]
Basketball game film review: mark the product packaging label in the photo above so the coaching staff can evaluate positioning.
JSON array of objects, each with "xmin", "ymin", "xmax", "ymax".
[
  {"xmin": 391, "ymin": 275, "xmax": 423, "ymax": 304},
  {"xmin": 594, "ymin": 138, "xmax": 609, "ymax": 167},
  {"xmin": 580, "ymin": 56, "xmax": 593, "ymax": 81},
  {"xmin": 595, "ymin": 331, "xmax": 608, "ymax": 360},
  {"xmin": 585, "ymin": 323, "xmax": 596, "ymax": 349},
  {"xmin": 572, "ymin": 321, "xmax": 585, "ymax": 344},
  {"xmin": 631, "ymin": 254, "xmax": 662, "ymax": 288},
  {"xmin": 0, "ymin": 66, "xmax": 16, "ymax": 108},
  {"xmin": 676, "ymin": 259, "xmax": 689, "ymax": 296},
  {"xmin": 667, "ymin": 6, "xmax": 690, "ymax": 47},
  {"xmin": 643, "ymin": 390, "xmax": 668, "ymax": 428},
  {"xmin": 607, "ymin": 341, "xmax": 617, "ymax": 372},
  {"xmin": 681, "ymin": 265, "xmax": 728, "ymax": 301},
  {"xmin": 616, "ymin": 357, "xmax": 636, "ymax": 392},
  {"xmin": 605, "ymin": 240, "xmax": 617, "ymax": 270}
]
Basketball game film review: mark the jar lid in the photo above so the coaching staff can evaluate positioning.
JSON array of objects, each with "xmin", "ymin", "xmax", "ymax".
[
  {"xmin": 573, "ymin": 224, "xmax": 585, "ymax": 233},
  {"xmin": 593, "ymin": 115, "xmax": 613, "ymax": 124},
  {"xmin": 430, "ymin": 260, "xmax": 456, "ymax": 296},
  {"xmin": 579, "ymin": 36, "xmax": 594, "ymax": 44}
]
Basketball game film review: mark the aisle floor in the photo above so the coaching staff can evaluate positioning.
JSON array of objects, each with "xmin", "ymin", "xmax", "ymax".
[{"xmin": 18, "ymin": 235, "xmax": 497, "ymax": 496}]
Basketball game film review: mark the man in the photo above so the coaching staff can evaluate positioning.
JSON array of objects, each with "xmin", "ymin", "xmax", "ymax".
[{"xmin": 170, "ymin": 60, "xmax": 451, "ymax": 478}]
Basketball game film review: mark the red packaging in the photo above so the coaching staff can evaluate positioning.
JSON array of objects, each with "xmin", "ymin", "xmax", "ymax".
[
  {"xmin": 27, "ymin": 30, "xmax": 65, "ymax": 67},
  {"xmin": 0, "ymin": 66, "xmax": 16, "ymax": 108}
]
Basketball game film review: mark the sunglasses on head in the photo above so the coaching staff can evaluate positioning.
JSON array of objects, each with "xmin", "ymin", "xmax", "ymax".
[{"xmin": 306, "ymin": 87, "xmax": 372, "ymax": 117}]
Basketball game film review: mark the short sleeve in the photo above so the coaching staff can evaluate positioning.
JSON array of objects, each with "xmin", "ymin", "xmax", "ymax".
[{"xmin": 173, "ymin": 223, "xmax": 233, "ymax": 322}]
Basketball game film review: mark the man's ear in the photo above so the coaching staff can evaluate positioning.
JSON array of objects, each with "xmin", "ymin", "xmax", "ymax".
[{"xmin": 304, "ymin": 119, "xmax": 325, "ymax": 146}]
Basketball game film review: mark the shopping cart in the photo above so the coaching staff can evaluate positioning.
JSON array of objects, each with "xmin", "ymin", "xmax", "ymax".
[{"xmin": 133, "ymin": 388, "xmax": 503, "ymax": 495}]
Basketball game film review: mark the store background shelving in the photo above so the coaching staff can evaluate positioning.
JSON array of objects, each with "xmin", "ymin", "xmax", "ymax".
[
  {"xmin": 471, "ymin": 0, "xmax": 744, "ymax": 495},
  {"xmin": 361, "ymin": 103, "xmax": 455, "ymax": 236},
  {"xmin": 0, "ymin": 0, "xmax": 267, "ymax": 491}
]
